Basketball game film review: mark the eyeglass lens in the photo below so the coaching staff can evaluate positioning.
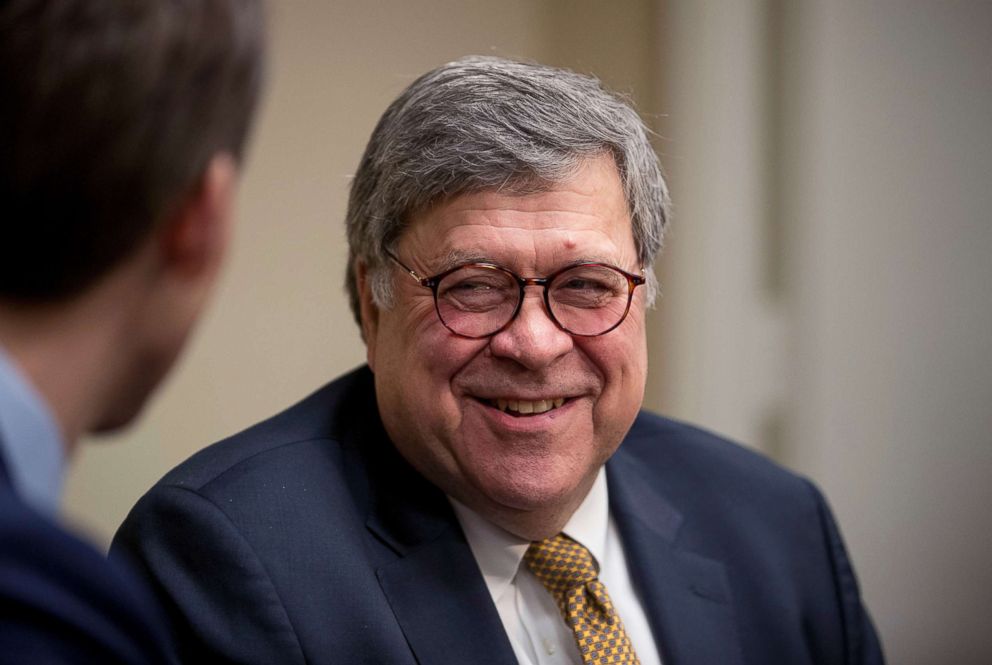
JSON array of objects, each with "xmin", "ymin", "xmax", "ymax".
[{"xmin": 435, "ymin": 264, "xmax": 633, "ymax": 337}]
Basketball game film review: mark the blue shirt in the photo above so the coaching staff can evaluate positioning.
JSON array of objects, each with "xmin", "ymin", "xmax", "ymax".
[{"xmin": 0, "ymin": 346, "xmax": 65, "ymax": 515}]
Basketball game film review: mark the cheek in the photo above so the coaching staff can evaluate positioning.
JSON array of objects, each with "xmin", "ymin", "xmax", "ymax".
[
  {"xmin": 406, "ymin": 319, "xmax": 475, "ymax": 381},
  {"xmin": 584, "ymin": 317, "xmax": 647, "ymax": 377},
  {"xmin": 377, "ymin": 304, "xmax": 485, "ymax": 415},
  {"xmin": 376, "ymin": 297, "xmax": 440, "ymax": 363},
  {"xmin": 581, "ymin": 326, "xmax": 648, "ymax": 440}
]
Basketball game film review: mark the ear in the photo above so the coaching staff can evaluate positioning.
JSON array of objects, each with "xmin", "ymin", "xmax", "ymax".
[
  {"xmin": 159, "ymin": 153, "xmax": 238, "ymax": 282},
  {"xmin": 355, "ymin": 259, "xmax": 379, "ymax": 371}
]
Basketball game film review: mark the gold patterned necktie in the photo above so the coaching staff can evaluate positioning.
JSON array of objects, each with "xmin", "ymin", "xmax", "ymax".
[{"xmin": 524, "ymin": 533, "xmax": 641, "ymax": 665}]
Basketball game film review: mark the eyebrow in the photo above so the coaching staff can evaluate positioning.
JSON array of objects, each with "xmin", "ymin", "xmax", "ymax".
[
  {"xmin": 430, "ymin": 249, "xmax": 637, "ymax": 275},
  {"xmin": 432, "ymin": 249, "xmax": 492, "ymax": 273}
]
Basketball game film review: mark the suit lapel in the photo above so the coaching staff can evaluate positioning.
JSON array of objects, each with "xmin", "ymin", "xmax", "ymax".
[
  {"xmin": 362, "ymin": 435, "xmax": 517, "ymax": 665},
  {"xmin": 374, "ymin": 528, "xmax": 518, "ymax": 665},
  {"xmin": 608, "ymin": 448, "xmax": 744, "ymax": 665}
]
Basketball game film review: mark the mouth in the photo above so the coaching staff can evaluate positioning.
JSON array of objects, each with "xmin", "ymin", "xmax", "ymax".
[{"xmin": 480, "ymin": 397, "xmax": 568, "ymax": 417}]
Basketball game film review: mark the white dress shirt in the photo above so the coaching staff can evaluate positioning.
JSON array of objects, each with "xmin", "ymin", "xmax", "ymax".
[
  {"xmin": 450, "ymin": 469, "xmax": 663, "ymax": 665},
  {"xmin": 0, "ymin": 345, "xmax": 65, "ymax": 515}
]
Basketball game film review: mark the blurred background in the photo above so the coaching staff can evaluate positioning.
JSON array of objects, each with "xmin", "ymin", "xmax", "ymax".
[{"xmin": 65, "ymin": 2, "xmax": 991, "ymax": 663}]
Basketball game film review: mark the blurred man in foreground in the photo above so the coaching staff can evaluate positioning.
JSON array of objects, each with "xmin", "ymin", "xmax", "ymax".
[
  {"xmin": 0, "ymin": 1, "xmax": 265, "ymax": 661},
  {"xmin": 115, "ymin": 57, "xmax": 883, "ymax": 664}
]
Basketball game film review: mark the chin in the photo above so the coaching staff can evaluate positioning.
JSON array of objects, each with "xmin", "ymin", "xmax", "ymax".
[
  {"xmin": 90, "ymin": 389, "xmax": 154, "ymax": 434},
  {"xmin": 472, "ymin": 461, "xmax": 586, "ymax": 513},
  {"xmin": 90, "ymin": 412, "xmax": 138, "ymax": 435},
  {"xmin": 91, "ymin": 350, "xmax": 173, "ymax": 435}
]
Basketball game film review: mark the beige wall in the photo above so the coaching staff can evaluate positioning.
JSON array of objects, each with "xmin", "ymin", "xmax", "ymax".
[
  {"xmin": 787, "ymin": 4, "xmax": 992, "ymax": 662},
  {"xmin": 660, "ymin": 2, "xmax": 992, "ymax": 662}
]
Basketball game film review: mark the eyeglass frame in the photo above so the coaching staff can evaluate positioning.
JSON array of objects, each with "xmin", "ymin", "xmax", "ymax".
[{"xmin": 384, "ymin": 249, "xmax": 646, "ymax": 339}]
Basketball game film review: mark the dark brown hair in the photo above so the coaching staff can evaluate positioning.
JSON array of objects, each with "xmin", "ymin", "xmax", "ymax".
[{"xmin": 0, "ymin": 0, "xmax": 266, "ymax": 300}]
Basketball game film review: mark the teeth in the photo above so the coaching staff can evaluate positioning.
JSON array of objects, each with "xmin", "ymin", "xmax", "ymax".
[{"xmin": 492, "ymin": 397, "xmax": 567, "ymax": 415}]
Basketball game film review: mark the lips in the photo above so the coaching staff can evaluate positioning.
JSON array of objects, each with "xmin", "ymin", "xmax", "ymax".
[{"xmin": 487, "ymin": 397, "xmax": 567, "ymax": 415}]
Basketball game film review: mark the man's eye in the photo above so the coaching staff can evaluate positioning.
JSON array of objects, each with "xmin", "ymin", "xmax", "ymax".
[
  {"xmin": 557, "ymin": 280, "xmax": 611, "ymax": 304},
  {"xmin": 553, "ymin": 270, "xmax": 625, "ymax": 308},
  {"xmin": 561, "ymin": 278, "xmax": 609, "ymax": 292},
  {"xmin": 559, "ymin": 276, "xmax": 622, "ymax": 297},
  {"xmin": 449, "ymin": 280, "xmax": 497, "ymax": 292},
  {"xmin": 443, "ymin": 278, "xmax": 508, "ymax": 296},
  {"xmin": 439, "ymin": 277, "xmax": 513, "ymax": 311}
]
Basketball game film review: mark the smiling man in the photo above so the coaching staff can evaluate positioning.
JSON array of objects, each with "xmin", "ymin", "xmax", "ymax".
[
  {"xmin": 368, "ymin": 155, "xmax": 646, "ymax": 543},
  {"xmin": 113, "ymin": 57, "xmax": 884, "ymax": 665}
]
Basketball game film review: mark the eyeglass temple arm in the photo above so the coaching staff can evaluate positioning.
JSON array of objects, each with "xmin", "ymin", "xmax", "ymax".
[
  {"xmin": 400, "ymin": 266, "xmax": 425, "ymax": 283},
  {"xmin": 385, "ymin": 249, "xmax": 430, "ymax": 285}
]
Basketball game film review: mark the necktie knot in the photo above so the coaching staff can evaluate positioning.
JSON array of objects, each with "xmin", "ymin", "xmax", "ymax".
[
  {"xmin": 523, "ymin": 533, "xmax": 641, "ymax": 665},
  {"xmin": 524, "ymin": 533, "xmax": 598, "ymax": 593}
]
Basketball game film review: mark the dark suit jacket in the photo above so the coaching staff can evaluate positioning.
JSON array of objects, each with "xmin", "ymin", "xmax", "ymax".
[
  {"xmin": 112, "ymin": 366, "xmax": 883, "ymax": 664},
  {"xmin": 0, "ymin": 451, "xmax": 173, "ymax": 664}
]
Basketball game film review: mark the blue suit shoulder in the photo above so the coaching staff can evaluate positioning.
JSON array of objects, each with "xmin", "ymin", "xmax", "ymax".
[
  {"xmin": 621, "ymin": 410, "xmax": 811, "ymax": 500},
  {"xmin": 0, "ymin": 480, "xmax": 172, "ymax": 664},
  {"xmin": 615, "ymin": 412, "xmax": 836, "ymax": 577},
  {"xmin": 616, "ymin": 412, "xmax": 885, "ymax": 664},
  {"xmin": 110, "ymin": 366, "xmax": 384, "ymax": 664},
  {"xmin": 153, "ymin": 366, "xmax": 373, "ymax": 492}
]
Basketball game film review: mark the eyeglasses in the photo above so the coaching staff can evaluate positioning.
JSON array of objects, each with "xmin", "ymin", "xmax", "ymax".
[{"xmin": 386, "ymin": 250, "xmax": 645, "ymax": 338}]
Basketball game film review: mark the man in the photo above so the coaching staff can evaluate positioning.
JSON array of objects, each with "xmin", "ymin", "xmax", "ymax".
[
  {"xmin": 114, "ymin": 57, "xmax": 884, "ymax": 664},
  {"xmin": 0, "ymin": 1, "xmax": 265, "ymax": 662}
]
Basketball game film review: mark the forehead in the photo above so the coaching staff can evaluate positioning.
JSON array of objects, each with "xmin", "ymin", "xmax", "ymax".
[{"xmin": 402, "ymin": 156, "xmax": 635, "ymax": 270}]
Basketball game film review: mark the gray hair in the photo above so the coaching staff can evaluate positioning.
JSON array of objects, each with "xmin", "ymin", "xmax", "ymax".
[{"xmin": 345, "ymin": 55, "xmax": 670, "ymax": 331}]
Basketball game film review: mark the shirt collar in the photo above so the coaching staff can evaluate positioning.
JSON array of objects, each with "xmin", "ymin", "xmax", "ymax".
[
  {"xmin": 0, "ymin": 345, "xmax": 66, "ymax": 515},
  {"xmin": 561, "ymin": 466, "xmax": 609, "ymax": 570},
  {"xmin": 449, "ymin": 467, "xmax": 610, "ymax": 603}
]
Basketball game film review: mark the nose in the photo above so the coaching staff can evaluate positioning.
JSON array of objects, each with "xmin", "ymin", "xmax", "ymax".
[{"xmin": 487, "ymin": 289, "xmax": 573, "ymax": 369}]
